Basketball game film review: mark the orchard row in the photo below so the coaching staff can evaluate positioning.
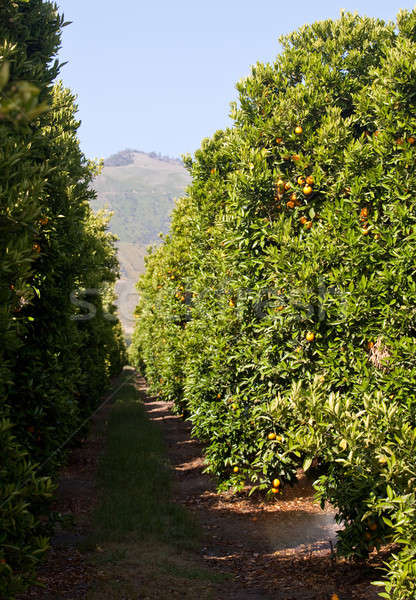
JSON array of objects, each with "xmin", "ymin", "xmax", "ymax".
[
  {"xmin": 0, "ymin": 2, "xmax": 126, "ymax": 597},
  {"xmin": 131, "ymin": 11, "xmax": 416, "ymax": 600}
]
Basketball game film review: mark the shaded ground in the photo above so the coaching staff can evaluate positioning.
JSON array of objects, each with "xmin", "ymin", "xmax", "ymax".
[
  {"xmin": 19, "ymin": 369, "xmax": 387, "ymax": 600},
  {"xmin": 140, "ymin": 378, "xmax": 385, "ymax": 600}
]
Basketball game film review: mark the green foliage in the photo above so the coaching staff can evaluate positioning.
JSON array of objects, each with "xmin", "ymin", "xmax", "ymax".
[
  {"xmin": 0, "ymin": 420, "xmax": 54, "ymax": 598},
  {"xmin": 0, "ymin": 1, "xmax": 126, "ymax": 596},
  {"xmin": 131, "ymin": 10, "xmax": 416, "ymax": 598}
]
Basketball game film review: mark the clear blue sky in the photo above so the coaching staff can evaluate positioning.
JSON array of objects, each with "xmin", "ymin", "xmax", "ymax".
[{"xmin": 56, "ymin": 0, "xmax": 414, "ymax": 160}]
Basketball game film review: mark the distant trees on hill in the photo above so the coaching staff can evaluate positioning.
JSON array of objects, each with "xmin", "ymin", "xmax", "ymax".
[{"xmin": 104, "ymin": 148, "xmax": 183, "ymax": 167}]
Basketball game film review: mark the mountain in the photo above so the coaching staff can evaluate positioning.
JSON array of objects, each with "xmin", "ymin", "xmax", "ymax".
[{"xmin": 91, "ymin": 149, "xmax": 191, "ymax": 335}]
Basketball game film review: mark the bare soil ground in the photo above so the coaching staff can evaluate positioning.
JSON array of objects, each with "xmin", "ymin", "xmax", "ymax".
[{"xmin": 19, "ymin": 370, "xmax": 387, "ymax": 600}]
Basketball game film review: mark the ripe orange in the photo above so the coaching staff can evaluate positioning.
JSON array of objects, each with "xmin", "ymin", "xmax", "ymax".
[
  {"xmin": 408, "ymin": 136, "xmax": 415, "ymax": 145},
  {"xmin": 292, "ymin": 154, "xmax": 300, "ymax": 162},
  {"xmin": 211, "ymin": 168, "xmax": 216, "ymax": 174},
  {"xmin": 268, "ymin": 432, "xmax": 277, "ymax": 440},
  {"xmin": 374, "ymin": 130, "xmax": 380, "ymax": 137},
  {"xmin": 233, "ymin": 466, "xmax": 239, "ymax": 473},
  {"xmin": 272, "ymin": 478, "xmax": 280, "ymax": 488},
  {"xmin": 277, "ymin": 179, "xmax": 285, "ymax": 188},
  {"xmin": 306, "ymin": 175, "xmax": 314, "ymax": 185},
  {"xmin": 297, "ymin": 176, "xmax": 305, "ymax": 186},
  {"xmin": 32, "ymin": 243, "xmax": 41, "ymax": 253},
  {"xmin": 362, "ymin": 228, "xmax": 369, "ymax": 235},
  {"xmin": 305, "ymin": 221, "xmax": 313, "ymax": 229},
  {"xmin": 286, "ymin": 200, "xmax": 295, "ymax": 209},
  {"xmin": 276, "ymin": 137, "xmax": 283, "ymax": 144},
  {"xmin": 303, "ymin": 185, "xmax": 313, "ymax": 196},
  {"xmin": 290, "ymin": 192, "xmax": 298, "ymax": 202},
  {"xmin": 229, "ymin": 298, "xmax": 235, "ymax": 307},
  {"xmin": 299, "ymin": 216, "xmax": 307, "ymax": 225},
  {"xmin": 271, "ymin": 487, "xmax": 279, "ymax": 494},
  {"xmin": 331, "ymin": 595, "xmax": 340, "ymax": 600},
  {"xmin": 276, "ymin": 305, "xmax": 284, "ymax": 311},
  {"xmin": 396, "ymin": 138, "xmax": 404, "ymax": 145},
  {"xmin": 40, "ymin": 217, "xmax": 49, "ymax": 226},
  {"xmin": 306, "ymin": 331, "xmax": 315, "ymax": 342},
  {"xmin": 295, "ymin": 125, "xmax": 303, "ymax": 135},
  {"xmin": 217, "ymin": 393, "xmax": 221, "ymax": 399},
  {"xmin": 360, "ymin": 207, "xmax": 368, "ymax": 220},
  {"xmin": 284, "ymin": 182, "xmax": 292, "ymax": 191}
]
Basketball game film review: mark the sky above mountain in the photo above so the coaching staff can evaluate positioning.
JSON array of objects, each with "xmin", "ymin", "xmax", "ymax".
[{"xmin": 56, "ymin": 0, "xmax": 412, "ymax": 161}]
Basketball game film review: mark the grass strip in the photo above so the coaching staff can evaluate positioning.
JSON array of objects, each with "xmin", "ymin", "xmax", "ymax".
[{"xmin": 92, "ymin": 371, "xmax": 197, "ymax": 546}]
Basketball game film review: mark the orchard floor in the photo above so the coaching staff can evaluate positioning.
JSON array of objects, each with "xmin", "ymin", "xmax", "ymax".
[{"xmin": 19, "ymin": 369, "xmax": 387, "ymax": 600}]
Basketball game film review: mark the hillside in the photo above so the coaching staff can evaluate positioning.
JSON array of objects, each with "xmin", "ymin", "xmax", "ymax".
[{"xmin": 91, "ymin": 150, "xmax": 191, "ymax": 334}]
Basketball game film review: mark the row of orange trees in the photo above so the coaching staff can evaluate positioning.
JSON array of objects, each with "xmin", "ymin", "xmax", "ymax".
[
  {"xmin": 0, "ymin": 2, "xmax": 126, "ymax": 597},
  {"xmin": 131, "ymin": 10, "xmax": 416, "ymax": 599}
]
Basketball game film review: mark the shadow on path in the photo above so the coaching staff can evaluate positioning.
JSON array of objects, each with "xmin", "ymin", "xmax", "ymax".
[{"xmin": 138, "ymin": 376, "xmax": 385, "ymax": 600}]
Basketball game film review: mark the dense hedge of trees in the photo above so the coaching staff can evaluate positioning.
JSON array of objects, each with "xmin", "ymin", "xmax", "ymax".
[
  {"xmin": 0, "ymin": 1, "xmax": 126, "ymax": 596},
  {"xmin": 131, "ymin": 10, "xmax": 416, "ymax": 599}
]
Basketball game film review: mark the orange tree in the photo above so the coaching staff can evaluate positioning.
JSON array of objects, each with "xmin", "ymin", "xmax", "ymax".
[
  {"xmin": 131, "ymin": 10, "xmax": 416, "ymax": 598},
  {"xmin": 0, "ymin": 1, "xmax": 126, "ymax": 596}
]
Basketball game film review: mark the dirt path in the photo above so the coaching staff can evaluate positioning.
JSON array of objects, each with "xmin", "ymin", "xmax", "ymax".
[
  {"xmin": 138, "ymin": 375, "xmax": 385, "ymax": 600},
  {"xmin": 19, "ymin": 370, "xmax": 386, "ymax": 600}
]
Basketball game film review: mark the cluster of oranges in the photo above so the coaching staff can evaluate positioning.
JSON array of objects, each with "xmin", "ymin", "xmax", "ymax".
[
  {"xmin": 364, "ymin": 520, "xmax": 382, "ymax": 552},
  {"xmin": 364, "ymin": 130, "xmax": 415, "ymax": 147},
  {"xmin": 359, "ymin": 206, "xmax": 369, "ymax": 235},
  {"xmin": 271, "ymin": 478, "xmax": 281, "ymax": 494},
  {"xmin": 175, "ymin": 285, "xmax": 186, "ymax": 302},
  {"xmin": 274, "ymin": 164, "xmax": 315, "ymax": 230},
  {"xmin": 276, "ymin": 125, "xmax": 304, "ymax": 160},
  {"xmin": 299, "ymin": 216, "xmax": 313, "ymax": 229},
  {"xmin": 275, "ymin": 174, "xmax": 314, "ymax": 205},
  {"xmin": 359, "ymin": 207, "xmax": 380, "ymax": 239},
  {"xmin": 166, "ymin": 268, "xmax": 179, "ymax": 279},
  {"xmin": 394, "ymin": 135, "xmax": 415, "ymax": 146}
]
